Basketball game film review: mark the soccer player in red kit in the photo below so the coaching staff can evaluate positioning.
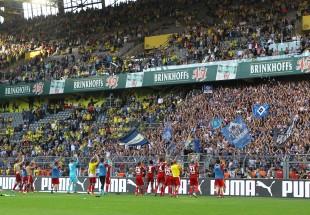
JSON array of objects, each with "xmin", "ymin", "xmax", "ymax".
[
  {"xmin": 25, "ymin": 161, "xmax": 36, "ymax": 193},
  {"xmin": 164, "ymin": 162, "xmax": 173, "ymax": 197},
  {"xmin": 188, "ymin": 160, "xmax": 199, "ymax": 198},
  {"xmin": 135, "ymin": 161, "xmax": 145, "ymax": 196},
  {"xmin": 155, "ymin": 157, "xmax": 166, "ymax": 196},
  {"xmin": 105, "ymin": 158, "xmax": 112, "ymax": 193},
  {"xmin": 12, "ymin": 155, "xmax": 24, "ymax": 192},
  {"xmin": 146, "ymin": 160, "xmax": 156, "ymax": 194}
]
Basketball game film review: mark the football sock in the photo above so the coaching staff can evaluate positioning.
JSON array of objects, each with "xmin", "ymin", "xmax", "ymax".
[
  {"xmin": 67, "ymin": 184, "xmax": 71, "ymax": 192},
  {"xmin": 73, "ymin": 184, "xmax": 76, "ymax": 192},
  {"xmin": 194, "ymin": 187, "xmax": 198, "ymax": 193}
]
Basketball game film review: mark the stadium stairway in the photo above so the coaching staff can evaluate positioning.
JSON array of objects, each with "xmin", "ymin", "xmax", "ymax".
[
  {"xmin": 0, "ymin": 112, "xmax": 24, "ymax": 129},
  {"xmin": 28, "ymin": 109, "xmax": 73, "ymax": 131}
]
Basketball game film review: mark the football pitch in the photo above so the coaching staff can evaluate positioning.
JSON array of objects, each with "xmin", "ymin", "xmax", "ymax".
[{"xmin": 0, "ymin": 191, "xmax": 309, "ymax": 215}]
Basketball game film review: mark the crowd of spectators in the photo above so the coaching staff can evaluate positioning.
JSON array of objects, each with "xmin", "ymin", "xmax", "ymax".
[
  {"xmin": 1, "ymin": 0, "xmax": 310, "ymax": 84},
  {"xmin": 0, "ymin": 77, "xmax": 309, "ymax": 178}
]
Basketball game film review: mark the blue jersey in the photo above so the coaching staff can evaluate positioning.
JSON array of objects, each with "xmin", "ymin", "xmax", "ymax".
[
  {"xmin": 214, "ymin": 165, "xmax": 224, "ymax": 179},
  {"xmin": 69, "ymin": 158, "xmax": 79, "ymax": 176},
  {"xmin": 52, "ymin": 165, "xmax": 60, "ymax": 178},
  {"xmin": 98, "ymin": 163, "xmax": 107, "ymax": 176},
  {"xmin": 22, "ymin": 165, "xmax": 27, "ymax": 177}
]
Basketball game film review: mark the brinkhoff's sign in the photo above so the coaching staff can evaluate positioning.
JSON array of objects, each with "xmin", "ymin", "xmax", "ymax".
[
  {"xmin": 1, "ymin": 55, "xmax": 310, "ymax": 98},
  {"xmin": 249, "ymin": 61, "xmax": 293, "ymax": 75},
  {"xmin": 0, "ymin": 177, "xmax": 308, "ymax": 198}
]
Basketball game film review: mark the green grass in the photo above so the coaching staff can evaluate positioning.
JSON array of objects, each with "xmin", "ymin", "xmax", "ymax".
[{"xmin": 0, "ymin": 191, "xmax": 309, "ymax": 215}]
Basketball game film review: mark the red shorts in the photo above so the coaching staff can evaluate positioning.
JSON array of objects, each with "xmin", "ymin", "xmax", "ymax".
[
  {"xmin": 89, "ymin": 177, "xmax": 96, "ymax": 184},
  {"xmin": 136, "ymin": 177, "xmax": 144, "ymax": 186},
  {"xmin": 27, "ymin": 175, "xmax": 34, "ymax": 184},
  {"xmin": 165, "ymin": 176, "xmax": 172, "ymax": 186},
  {"xmin": 105, "ymin": 177, "xmax": 111, "ymax": 185},
  {"xmin": 173, "ymin": 177, "xmax": 180, "ymax": 186},
  {"xmin": 22, "ymin": 176, "xmax": 28, "ymax": 183},
  {"xmin": 147, "ymin": 176, "xmax": 154, "ymax": 183},
  {"xmin": 15, "ymin": 173, "xmax": 22, "ymax": 183},
  {"xmin": 52, "ymin": 178, "xmax": 59, "ymax": 185},
  {"xmin": 190, "ymin": 177, "xmax": 198, "ymax": 187},
  {"xmin": 157, "ymin": 174, "xmax": 165, "ymax": 184},
  {"xmin": 215, "ymin": 178, "xmax": 225, "ymax": 187}
]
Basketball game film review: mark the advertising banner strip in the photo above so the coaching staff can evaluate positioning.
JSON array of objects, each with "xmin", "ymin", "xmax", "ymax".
[
  {"xmin": 0, "ymin": 55, "xmax": 309, "ymax": 98},
  {"xmin": 0, "ymin": 177, "xmax": 309, "ymax": 198}
]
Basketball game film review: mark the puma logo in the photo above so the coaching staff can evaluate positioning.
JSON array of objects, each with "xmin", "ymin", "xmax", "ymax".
[
  {"xmin": 256, "ymin": 181, "xmax": 275, "ymax": 196},
  {"xmin": 127, "ymin": 179, "xmax": 137, "ymax": 187},
  {"xmin": 77, "ymin": 178, "xmax": 87, "ymax": 191}
]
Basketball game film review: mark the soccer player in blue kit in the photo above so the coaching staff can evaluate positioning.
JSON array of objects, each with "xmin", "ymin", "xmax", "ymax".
[{"xmin": 67, "ymin": 154, "xmax": 79, "ymax": 193}]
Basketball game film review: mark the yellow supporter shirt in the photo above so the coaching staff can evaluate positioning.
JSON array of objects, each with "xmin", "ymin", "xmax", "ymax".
[
  {"xmin": 89, "ymin": 162, "xmax": 99, "ymax": 176},
  {"xmin": 171, "ymin": 164, "xmax": 181, "ymax": 177}
]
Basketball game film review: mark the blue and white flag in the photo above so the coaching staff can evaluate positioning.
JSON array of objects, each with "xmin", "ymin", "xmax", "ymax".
[
  {"xmin": 210, "ymin": 118, "xmax": 222, "ymax": 130},
  {"xmin": 119, "ymin": 130, "xmax": 148, "ymax": 146},
  {"xmin": 253, "ymin": 104, "xmax": 270, "ymax": 118},
  {"xmin": 203, "ymin": 85, "xmax": 213, "ymax": 94},
  {"xmin": 163, "ymin": 121, "xmax": 173, "ymax": 141},
  {"xmin": 221, "ymin": 116, "xmax": 251, "ymax": 149}
]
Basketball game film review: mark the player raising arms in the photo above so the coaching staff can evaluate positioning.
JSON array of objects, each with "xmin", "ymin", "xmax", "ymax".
[
  {"xmin": 51, "ymin": 160, "xmax": 61, "ymax": 194},
  {"xmin": 214, "ymin": 159, "xmax": 225, "ymax": 198},
  {"xmin": 145, "ymin": 160, "xmax": 156, "ymax": 194},
  {"xmin": 105, "ymin": 158, "xmax": 112, "ymax": 193},
  {"xmin": 188, "ymin": 160, "xmax": 199, "ymax": 198},
  {"xmin": 98, "ymin": 158, "xmax": 107, "ymax": 195},
  {"xmin": 88, "ymin": 154, "xmax": 99, "ymax": 195},
  {"xmin": 12, "ymin": 155, "xmax": 24, "ymax": 192},
  {"xmin": 67, "ymin": 154, "xmax": 79, "ymax": 194},
  {"xmin": 135, "ymin": 161, "xmax": 145, "ymax": 196},
  {"xmin": 25, "ymin": 160, "xmax": 36, "ymax": 193},
  {"xmin": 164, "ymin": 161, "xmax": 173, "ymax": 197},
  {"xmin": 171, "ymin": 160, "xmax": 182, "ymax": 198},
  {"xmin": 155, "ymin": 157, "xmax": 165, "ymax": 196}
]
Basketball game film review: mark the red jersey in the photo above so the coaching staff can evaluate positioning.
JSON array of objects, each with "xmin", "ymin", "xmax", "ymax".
[
  {"xmin": 276, "ymin": 170, "xmax": 283, "ymax": 179},
  {"xmin": 165, "ymin": 166, "xmax": 172, "ymax": 177},
  {"xmin": 157, "ymin": 162, "xmax": 166, "ymax": 176},
  {"xmin": 307, "ymin": 172, "xmax": 310, "ymax": 179},
  {"xmin": 135, "ymin": 166, "xmax": 144, "ymax": 178},
  {"xmin": 146, "ymin": 165, "xmax": 156, "ymax": 178},
  {"xmin": 189, "ymin": 164, "xmax": 199, "ymax": 178},
  {"xmin": 105, "ymin": 164, "xmax": 111, "ymax": 177}
]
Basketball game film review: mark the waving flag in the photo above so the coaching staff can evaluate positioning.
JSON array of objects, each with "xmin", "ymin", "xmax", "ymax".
[
  {"xmin": 203, "ymin": 85, "xmax": 213, "ymax": 94},
  {"xmin": 275, "ymin": 116, "xmax": 297, "ymax": 145},
  {"xmin": 119, "ymin": 130, "xmax": 148, "ymax": 146},
  {"xmin": 210, "ymin": 118, "xmax": 222, "ymax": 129},
  {"xmin": 221, "ymin": 116, "xmax": 251, "ymax": 149},
  {"xmin": 163, "ymin": 121, "xmax": 172, "ymax": 141},
  {"xmin": 253, "ymin": 104, "xmax": 270, "ymax": 118}
]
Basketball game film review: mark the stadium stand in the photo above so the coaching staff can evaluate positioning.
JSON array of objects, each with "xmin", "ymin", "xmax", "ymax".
[
  {"xmin": 0, "ymin": 0, "xmax": 309, "ymax": 83},
  {"xmin": 0, "ymin": 0, "xmax": 309, "ymax": 180}
]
